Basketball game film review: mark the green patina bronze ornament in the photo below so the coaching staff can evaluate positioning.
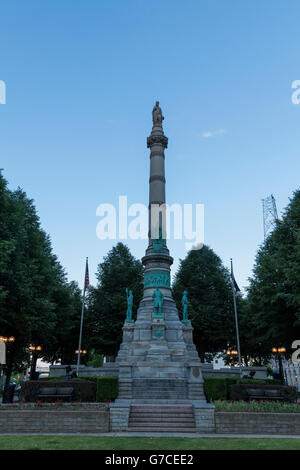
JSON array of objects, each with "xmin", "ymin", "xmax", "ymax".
[
  {"xmin": 151, "ymin": 227, "xmax": 164, "ymax": 253},
  {"xmin": 152, "ymin": 287, "xmax": 163, "ymax": 318},
  {"xmin": 182, "ymin": 290, "xmax": 189, "ymax": 322},
  {"xmin": 125, "ymin": 288, "xmax": 134, "ymax": 322},
  {"xmin": 144, "ymin": 270, "xmax": 170, "ymax": 288},
  {"xmin": 154, "ymin": 329, "xmax": 164, "ymax": 339}
]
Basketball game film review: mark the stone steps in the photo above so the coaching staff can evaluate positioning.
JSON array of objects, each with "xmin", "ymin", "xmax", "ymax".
[
  {"xmin": 130, "ymin": 417, "xmax": 195, "ymax": 423},
  {"xmin": 133, "ymin": 388, "xmax": 187, "ymax": 392},
  {"xmin": 128, "ymin": 427, "xmax": 197, "ymax": 433},
  {"xmin": 133, "ymin": 386, "xmax": 187, "ymax": 389},
  {"xmin": 131, "ymin": 405, "xmax": 192, "ymax": 410},
  {"xmin": 128, "ymin": 405, "xmax": 196, "ymax": 433},
  {"xmin": 132, "ymin": 399, "xmax": 191, "ymax": 404},
  {"xmin": 132, "ymin": 379, "xmax": 188, "ymax": 400}
]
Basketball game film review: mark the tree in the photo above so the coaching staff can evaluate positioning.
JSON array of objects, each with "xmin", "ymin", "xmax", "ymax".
[
  {"xmin": 41, "ymin": 280, "xmax": 83, "ymax": 365},
  {"xmin": 224, "ymin": 296, "xmax": 271, "ymax": 367},
  {"xmin": 247, "ymin": 189, "xmax": 300, "ymax": 357},
  {"xmin": 172, "ymin": 245, "xmax": 235, "ymax": 362},
  {"xmin": 0, "ymin": 173, "xmax": 78, "ymax": 399},
  {"xmin": 87, "ymin": 243, "xmax": 144, "ymax": 359}
]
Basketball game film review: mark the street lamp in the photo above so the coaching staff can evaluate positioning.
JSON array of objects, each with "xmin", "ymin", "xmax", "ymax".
[
  {"xmin": 28, "ymin": 345, "xmax": 42, "ymax": 380},
  {"xmin": 0, "ymin": 336, "xmax": 15, "ymax": 343},
  {"xmin": 29, "ymin": 345, "xmax": 42, "ymax": 352},
  {"xmin": 226, "ymin": 349, "xmax": 239, "ymax": 357},
  {"xmin": 226, "ymin": 349, "xmax": 239, "ymax": 369},
  {"xmin": 272, "ymin": 347, "xmax": 286, "ymax": 384},
  {"xmin": 75, "ymin": 349, "xmax": 87, "ymax": 355}
]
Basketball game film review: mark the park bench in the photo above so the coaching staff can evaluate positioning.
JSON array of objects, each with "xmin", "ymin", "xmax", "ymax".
[
  {"xmin": 246, "ymin": 388, "xmax": 285, "ymax": 401},
  {"xmin": 37, "ymin": 386, "xmax": 74, "ymax": 402}
]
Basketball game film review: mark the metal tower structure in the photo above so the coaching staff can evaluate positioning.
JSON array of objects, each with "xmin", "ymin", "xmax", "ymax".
[{"xmin": 262, "ymin": 194, "xmax": 279, "ymax": 239}]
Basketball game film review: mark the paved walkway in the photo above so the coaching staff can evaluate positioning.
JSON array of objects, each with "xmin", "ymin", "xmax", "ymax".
[{"xmin": 0, "ymin": 432, "xmax": 300, "ymax": 438}]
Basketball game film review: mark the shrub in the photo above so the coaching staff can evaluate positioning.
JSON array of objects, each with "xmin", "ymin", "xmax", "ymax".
[
  {"xmin": 67, "ymin": 375, "xmax": 118, "ymax": 401},
  {"xmin": 203, "ymin": 378, "xmax": 228, "ymax": 401},
  {"xmin": 238, "ymin": 378, "xmax": 281, "ymax": 385},
  {"xmin": 38, "ymin": 376, "xmax": 62, "ymax": 381},
  {"xmin": 74, "ymin": 376, "xmax": 98, "ymax": 383},
  {"xmin": 20, "ymin": 380, "xmax": 97, "ymax": 402},
  {"xmin": 96, "ymin": 377, "xmax": 118, "ymax": 402},
  {"xmin": 203, "ymin": 377, "xmax": 282, "ymax": 402},
  {"xmin": 26, "ymin": 375, "xmax": 119, "ymax": 402},
  {"xmin": 228, "ymin": 383, "xmax": 297, "ymax": 403}
]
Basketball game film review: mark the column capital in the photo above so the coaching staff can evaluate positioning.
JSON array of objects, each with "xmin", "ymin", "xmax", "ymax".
[{"xmin": 147, "ymin": 133, "xmax": 168, "ymax": 149}]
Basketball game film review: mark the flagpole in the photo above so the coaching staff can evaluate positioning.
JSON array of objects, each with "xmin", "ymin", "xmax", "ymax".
[
  {"xmin": 230, "ymin": 258, "xmax": 242, "ymax": 376},
  {"xmin": 76, "ymin": 257, "xmax": 88, "ymax": 376}
]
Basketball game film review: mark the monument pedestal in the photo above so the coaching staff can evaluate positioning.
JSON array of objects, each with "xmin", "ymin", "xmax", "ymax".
[{"xmin": 147, "ymin": 318, "xmax": 170, "ymax": 361}]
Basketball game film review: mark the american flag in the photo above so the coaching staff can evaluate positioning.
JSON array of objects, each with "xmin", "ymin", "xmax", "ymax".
[
  {"xmin": 84, "ymin": 257, "xmax": 89, "ymax": 292},
  {"xmin": 230, "ymin": 258, "xmax": 240, "ymax": 293}
]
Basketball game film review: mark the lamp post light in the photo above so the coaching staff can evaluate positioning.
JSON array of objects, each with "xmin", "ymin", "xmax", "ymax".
[
  {"xmin": 0, "ymin": 336, "xmax": 15, "ymax": 344},
  {"xmin": 226, "ymin": 349, "xmax": 239, "ymax": 367},
  {"xmin": 226, "ymin": 349, "xmax": 239, "ymax": 358},
  {"xmin": 75, "ymin": 349, "xmax": 87, "ymax": 356},
  {"xmin": 74, "ymin": 350, "xmax": 87, "ymax": 376},
  {"xmin": 272, "ymin": 347, "xmax": 286, "ymax": 384},
  {"xmin": 0, "ymin": 336, "xmax": 16, "ymax": 403},
  {"xmin": 29, "ymin": 345, "xmax": 42, "ymax": 352},
  {"xmin": 28, "ymin": 345, "xmax": 42, "ymax": 381}
]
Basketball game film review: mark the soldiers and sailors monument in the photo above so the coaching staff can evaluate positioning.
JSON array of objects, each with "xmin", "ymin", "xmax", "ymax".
[{"xmin": 109, "ymin": 102, "xmax": 215, "ymax": 433}]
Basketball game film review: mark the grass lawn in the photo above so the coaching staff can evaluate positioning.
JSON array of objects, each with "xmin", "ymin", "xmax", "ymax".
[{"xmin": 0, "ymin": 436, "xmax": 299, "ymax": 450}]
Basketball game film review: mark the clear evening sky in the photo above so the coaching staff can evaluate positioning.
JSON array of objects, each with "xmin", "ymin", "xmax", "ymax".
[{"xmin": 1, "ymin": 0, "xmax": 299, "ymax": 292}]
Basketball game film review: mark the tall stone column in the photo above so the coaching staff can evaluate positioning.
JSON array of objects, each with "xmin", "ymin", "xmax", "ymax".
[
  {"xmin": 142, "ymin": 102, "xmax": 173, "ymax": 304},
  {"xmin": 146, "ymin": 101, "xmax": 168, "ymax": 252}
]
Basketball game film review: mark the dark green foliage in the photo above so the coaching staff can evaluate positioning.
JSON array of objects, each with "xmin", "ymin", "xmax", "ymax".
[
  {"xmin": 0, "ymin": 173, "xmax": 64, "ymax": 389},
  {"xmin": 87, "ymin": 243, "xmax": 144, "ymax": 357},
  {"xmin": 203, "ymin": 377, "xmax": 229, "ymax": 401},
  {"xmin": 41, "ymin": 280, "xmax": 84, "ymax": 365},
  {"xmin": 0, "ymin": 172, "xmax": 85, "ymax": 397},
  {"xmin": 21, "ymin": 380, "xmax": 96, "ymax": 402},
  {"xmin": 28, "ymin": 375, "xmax": 119, "ymax": 402},
  {"xmin": 38, "ymin": 377, "xmax": 63, "ymax": 381},
  {"xmin": 50, "ymin": 375, "xmax": 119, "ymax": 402},
  {"xmin": 172, "ymin": 246, "xmax": 235, "ymax": 361},
  {"xmin": 238, "ymin": 378, "xmax": 281, "ymax": 385},
  {"xmin": 95, "ymin": 376, "xmax": 118, "ymax": 402},
  {"xmin": 247, "ymin": 190, "xmax": 300, "ymax": 356},
  {"xmin": 224, "ymin": 298, "xmax": 272, "ymax": 367},
  {"xmin": 229, "ymin": 383, "xmax": 297, "ymax": 403},
  {"xmin": 203, "ymin": 377, "xmax": 282, "ymax": 402},
  {"xmin": 74, "ymin": 376, "xmax": 98, "ymax": 382},
  {"xmin": 87, "ymin": 350, "xmax": 104, "ymax": 368}
]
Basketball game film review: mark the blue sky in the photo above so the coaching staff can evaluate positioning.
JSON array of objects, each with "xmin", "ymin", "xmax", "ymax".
[{"xmin": 1, "ymin": 0, "xmax": 299, "ymax": 291}]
